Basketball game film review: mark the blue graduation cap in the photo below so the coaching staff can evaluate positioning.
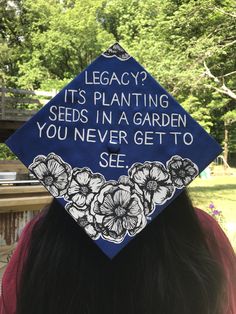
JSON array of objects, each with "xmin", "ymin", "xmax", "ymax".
[{"xmin": 6, "ymin": 43, "xmax": 222, "ymax": 258}]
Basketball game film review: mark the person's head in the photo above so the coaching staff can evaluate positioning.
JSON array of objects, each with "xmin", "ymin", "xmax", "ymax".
[{"xmin": 17, "ymin": 189, "xmax": 225, "ymax": 314}]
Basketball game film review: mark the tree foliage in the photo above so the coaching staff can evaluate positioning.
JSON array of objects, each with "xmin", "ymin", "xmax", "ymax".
[{"xmin": 0, "ymin": 0, "xmax": 235, "ymax": 161}]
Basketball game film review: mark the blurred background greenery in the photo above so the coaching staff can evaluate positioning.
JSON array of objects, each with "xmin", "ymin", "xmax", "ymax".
[
  {"xmin": 189, "ymin": 168, "xmax": 236, "ymax": 250},
  {"xmin": 0, "ymin": 0, "xmax": 235, "ymax": 163}
]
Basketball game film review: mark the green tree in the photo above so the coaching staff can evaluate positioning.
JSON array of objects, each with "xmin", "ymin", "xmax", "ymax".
[
  {"xmin": 0, "ymin": 0, "xmax": 115, "ymax": 89},
  {"xmin": 16, "ymin": 0, "xmax": 115, "ymax": 89},
  {"xmin": 98, "ymin": 0, "xmax": 236, "ymax": 162},
  {"xmin": 1, "ymin": 0, "xmax": 235, "ymax": 163}
]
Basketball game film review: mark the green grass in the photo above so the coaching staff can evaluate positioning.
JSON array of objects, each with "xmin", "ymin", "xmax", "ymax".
[{"xmin": 188, "ymin": 174, "xmax": 236, "ymax": 250}]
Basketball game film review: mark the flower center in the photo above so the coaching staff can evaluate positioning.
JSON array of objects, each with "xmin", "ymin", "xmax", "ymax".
[
  {"xmin": 80, "ymin": 186, "xmax": 89, "ymax": 195},
  {"xmin": 44, "ymin": 175, "xmax": 54, "ymax": 186},
  {"xmin": 115, "ymin": 206, "xmax": 126, "ymax": 217},
  {"xmin": 146, "ymin": 180, "xmax": 158, "ymax": 191},
  {"xmin": 178, "ymin": 169, "xmax": 186, "ymax": 178}
]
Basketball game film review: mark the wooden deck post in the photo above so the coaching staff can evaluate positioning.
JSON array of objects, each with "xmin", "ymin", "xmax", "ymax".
[{"xmin": 1, "ymin": 85, "xmax": 6, "ymax": 120}]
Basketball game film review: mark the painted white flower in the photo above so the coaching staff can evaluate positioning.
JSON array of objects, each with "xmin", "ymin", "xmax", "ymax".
[
  {"xmin": 66, "ymin": 168, "xmax": 105, "ymax": 207},
  {"xmin": 65, "ymin": 203, "xmax": 99, "ymax": 240},
  {"xmin": 167, "ymin": 155, "xmax": 198, "ymax": 188},
  {"xmin": 129, "ymin": 161, "xmax": 175, "ymax": 210},
  {"xmin": 29, "ymin": 153, "xmax": 71, "ymax": 197},
  {"xmin": 102, "ymin": 43, "xmax": 130, "ymax": 61},
  {"xmin": 91, "ymin": 182, "xmax": 146, "ymax": 243}
]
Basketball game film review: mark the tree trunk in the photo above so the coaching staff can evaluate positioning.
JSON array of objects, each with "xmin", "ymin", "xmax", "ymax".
[{"xmin": 223, "ymin": 121, "xmax": 229, "ymax": 168}]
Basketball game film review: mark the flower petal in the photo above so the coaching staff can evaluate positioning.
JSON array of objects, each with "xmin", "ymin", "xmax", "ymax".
[
  {"xmin": 93, "ymin": 202, "xmax": 101, "ymax": 214},
  {"xmin": 69, "ymin": 178, "xmax": 80, "ymax": 189},
  {"xmin": 128, "ymin": 214, "xmax": 146, "ymax": 236},
  {"xmin": 127, "ymin": 199, "xmax": 141, "ymax": 216},
  {"xmin": 86, "ymin": 193, "xmax": 95, "ymax": 205},
  {"xmin": 71, "ymin": 193, "xmax": 86, "ymax": 206},
  {"xmin": 144, "ymin": 201, "xmax": 154, "ymax": 216},
  {"xmin": 78, "ymin": 217, "xmax": 89, "ymax": 227},
  {"xmin": 173, "ymin": 177, "xmax": 184, "ymax": 188},
  {"xmin": 103, "ymin": 216, "xmax": 124, "ymax": 236},
  {"xmin": 54, "ymin": 172, "xmax": 69, "ymax": 190},
  {"xmin": 153, "ymin": 185, "xmax": 174, "ymax": 204},
  {"xmin": 143, "ymin": 190, "xmax": 152, "ymax": 203},
  {"xmin": 75, "ymin": 170, "xmax": 91, "ymax": 185},
  {"xmin": 169, "ymin": 170, "xmax": 178, "ymax": 179},
  {"xmin": 33, "ymin": 155, "xmax": 46, "ymax": 163},
  {"xmin": 47, "ymin": 158, "xmax": 66, "ymax": 177},
  {"xmin": 118, "ymin": 176, "xmax": 133, "ymax": 186},
  {"xmin": 182, "ymin": 176, "xmax": 192, "ymax": 186},
  {"xmin": 47, "ymin": 184, "xmax": 59, "ymax": 197},
  {"xmin": 113, "ymin": 189, "xmax": 131, "ymax": 207},
  {"xmin": 68, "ymin": 206, "xmax": 85, "ymax": 220},
  {"xmin": 84, "ymin": 224, "xmax": 98, "ymax": 239},
  {"xmin": 150, "ymin": 165, "xmax": 168, "ymax": 181},
  {"xmin": 32, "ymin": 162, "xmax": 49, "ymax": 179},
  {"xmin": 88, "ymin": 176, "xmax": 104, "ymax": 192},
  {"xmin": 169, "ymin": 159, "xmax": 182, "ymax": 169},
  {"xmin": 67, "ymin": 184, "xmax": 81, "ymax": 196},
  {"xmin": 128, "ymin": 162, "xmax": 143, "ymax": 177},
  {"xmin": 122, "ymin": 215, "xmax": 138, "ymax": 230},
  {"xmin": 185, "ymin": 165, "xmax": 197, "ymax": 176},
  {"xmin": 94, "ymin": 214, "xmax": 104, "ymax": 224},
  {"xmin": 133, "ymin": 169, "xmax": 148, "ymax": 185},
  {"xmin": 100, "ymin": 194, "xmax": 115, "ymax": 215}
]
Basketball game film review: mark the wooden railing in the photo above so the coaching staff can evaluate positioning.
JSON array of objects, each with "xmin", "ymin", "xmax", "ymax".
[
  {"xmin": 0, "ymin": 160, "xmax": 52, "ymax": 280},
  {"xmin": 0, "ymin": 87, "xmax": 56, "ymax": 121},
  {"xmin": 0, "ymin": 185, "xmax": 52, "ymax": 213},
  {"xmin": 0, "ymin": 160, "xmax": 52, "ymax": 212},
  {"xmin": 0, "ymin": 160, "xmax": 28, "ymax": 173}
]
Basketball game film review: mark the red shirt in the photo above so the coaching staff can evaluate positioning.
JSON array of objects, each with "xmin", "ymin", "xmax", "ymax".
[{"xmin": 0, "ymin": 209, "xmax": 236, "ymax": 314}]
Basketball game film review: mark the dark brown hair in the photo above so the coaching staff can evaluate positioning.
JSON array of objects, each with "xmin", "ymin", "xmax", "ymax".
[{"xmin": 17, "ymin": 190, "xmax": 225, "ymax": 314}]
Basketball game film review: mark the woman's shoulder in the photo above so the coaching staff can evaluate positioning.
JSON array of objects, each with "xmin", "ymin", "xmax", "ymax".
[
  {"xmin": 195, "ymin": 208, "xmax": 236, "ymax": 313},
  {"xmin": 195, "ymin": 208, "xmax": 234, "ymax": 255},
  {"xmin": 195, "ymin": 207, "xmax": 226, "ymax": 239},
  {"xmin": 0, "ymin": 211, "xmax": 44, "ymax": 313}
]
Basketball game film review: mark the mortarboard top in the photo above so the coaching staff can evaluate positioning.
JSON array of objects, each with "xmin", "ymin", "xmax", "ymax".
[{"xmin": 5, "ymin": 43, "xmax": 222, "ymax": 258}]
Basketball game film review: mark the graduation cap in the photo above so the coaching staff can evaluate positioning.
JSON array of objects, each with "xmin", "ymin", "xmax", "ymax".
[{"xmin": 5, "ymin": 43, "xmax": 222, "ymax": 258}]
